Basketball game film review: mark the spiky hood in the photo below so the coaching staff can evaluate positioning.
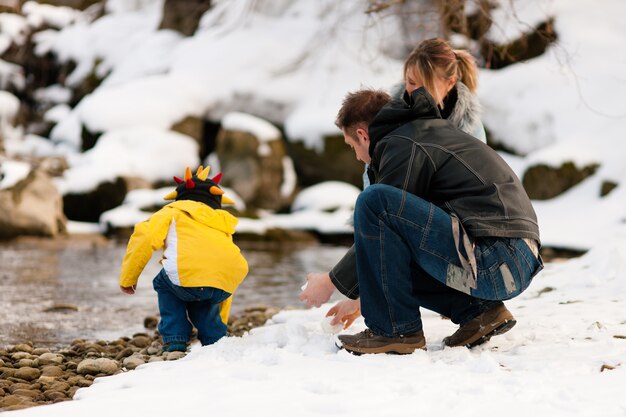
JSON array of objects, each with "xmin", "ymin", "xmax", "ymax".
[{"xmin": 163, "ymin": 166, "xmax": 235, "ymax": 209}]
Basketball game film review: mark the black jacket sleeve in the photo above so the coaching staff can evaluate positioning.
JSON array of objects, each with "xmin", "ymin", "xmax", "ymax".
[
  {"xmin": 374, "ymin": 137, "xmax": 434, "ymax": 196},
  {"xmin": 328, "ymin": 137, "xmax": 435, "ymax": 300},
  {"xmin": 329, "ymin": 244, "xmax": 359, "ymax": 299}
]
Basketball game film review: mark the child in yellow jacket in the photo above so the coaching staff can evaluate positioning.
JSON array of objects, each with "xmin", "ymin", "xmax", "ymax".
[{"xmin": 119, "ymin": 166, "xmax": 248, "ymax": 352}]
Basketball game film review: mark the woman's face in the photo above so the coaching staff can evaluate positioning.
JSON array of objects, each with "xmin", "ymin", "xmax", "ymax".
[{"xmin": 405, "ymin": 69, "xmax": 455, "ymax": 105}]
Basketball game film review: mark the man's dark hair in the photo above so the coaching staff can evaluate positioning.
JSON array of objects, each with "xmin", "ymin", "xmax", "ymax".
[{"xmin": 335, "ymin": 89, "xmax": 391, "ymax": 137}]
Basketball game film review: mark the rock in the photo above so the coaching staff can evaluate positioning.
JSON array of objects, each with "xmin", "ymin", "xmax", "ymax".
[
  {"xmin": 10, "ymin": 389, "xmax": 41, "ymax": 400},
  {"xmin": 8, "ymin": 383, "xmax": 30, "ymax": 393},
  {"xmin": 143, "ymin": 316, "xmax": 159, "ymax": 330},
  {"xmin": 43, "ymin": 304, "xmax": 78, "ymax": 313},
  {"xmin": 84, "ymin": 343, "xmax": 105, "ymax": 354},
  {"xmin": 0, "ymin": 367, "xmax": 16, "ymax": 379},
  {"xmin": 286, "ymin": 134, "xmax": 365, "ymax": 189},
  {"xmin": 159, "ymin": 0, "xmax": 212, "ymax": 36},
  {"xmin": 164, "ymin": 351, "xmax": 186, "ymax": 361},
  {"xmin": 66, "ymin": 376, "xmax": 81, "ymax": 385},
  {"xmin": 600, "ymin": 180, "xmax": 618, "ymax": 197},
  {"xmin": 146, "ymin": 343, "xmax": 162, "ymax": 356},
  {"xmin": 129, "ymin": 335, "xmax": 151, "ymax": 349},
  {"xmin": 37, "ymin": 353, "xmax": 64, "ymax": 366},
  {"xmin": 31, "ymin": 348, "xmax": 50, "ymax": 356},
  {"xmin": 16, "ymin": 359, "xmax": 35, "ymax": 368},
  {"xmin": 114, "ymin": 347, "xmax": 135, "ymax": 361},
  {"xmin": 37, "ymin": 376, "xmax": 57, "ymax": 386},
  {"xmin": 0, "ymin": 167, "xmax": 67, "ymax": 239},
  {"xmin": 67, "ymin": 386, "xmax": 80, "ymax": 398},
  {"xmin": 10, "ymin": 352, "xmax": 33, "ymax": 361},
  {"xmin": 62, "ymin": 177, "xmax": 129, "ymax": 222},
  {"xmin": 11, "ymin": 344, "xmax": 33, "ymax": 354},
  {"xmin": 44, "ymin": 390, "xmax": 67, "ymax": 401},
  {"xmin": 41, "ymin": 366, "xmax": 64, "ymax": 378},
  {"xmin": 77, "ymin": 378, "xmax": 93, "ymax": 388},
  {"xmin": 14, "ymin": 367, "xmax": 41, "ymax": 382},
  {"xmin": 76, "ymin": 358, "xmax": 119, "ymax": 376},
  {"xmin": 49, "ymin": 381, "xmax": 70, "ymax": 393},
  {"xmin": 148, "ymin": 356, "xmax": 164, "ymax": 363},
  {"xmin": 0, "ymin": 359, "xmax": 4, "ymax": 367},
  {"xmin": 215, "ymin": 116, "xmax": 293, "ymax": 211},
  {"xmin": 0, "ymin": 387, "xmax": 4, "ymax": 397},
  {"xmin": 122, "ymin": 356, "xmax": 145, "ymax": 370},
  {"xmin": 522, "ymin": 162, "xmax": 599, "ymax": 200},
  {"xmin": 0, "ymin": 395, "xmax": 25, "ymax": 408}
]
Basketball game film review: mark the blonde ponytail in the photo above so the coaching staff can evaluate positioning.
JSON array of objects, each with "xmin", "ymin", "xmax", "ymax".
[{"xmin": 453, "ymin": 49, "xmax": 478, "ymax": 93}]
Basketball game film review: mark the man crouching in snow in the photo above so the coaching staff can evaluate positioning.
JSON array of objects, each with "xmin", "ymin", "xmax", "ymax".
[
  {"xmin": 300, "ymin": 88, "xmax": 543, "ymax": 354},
  {"xmin": 119, "ymin": 166, "xmax": 248, "ymax": 352}
]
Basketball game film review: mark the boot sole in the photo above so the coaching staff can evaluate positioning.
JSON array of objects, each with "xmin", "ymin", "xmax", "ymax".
[
  {"xmin": 467, "ymin": 318, "xmax": 516, "ymax": 348},
  {"xmin": 338, "ymin": 342, "xmax": 426, "ymax": 355}
]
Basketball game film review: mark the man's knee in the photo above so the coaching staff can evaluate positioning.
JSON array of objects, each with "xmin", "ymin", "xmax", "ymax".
[{"xmin": 356, "ymin": 184, "xmax": 397, "ymax": 211}]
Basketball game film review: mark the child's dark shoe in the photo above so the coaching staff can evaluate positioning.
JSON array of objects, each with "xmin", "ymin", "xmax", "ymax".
[{"xmin": 164, "ymin": 343, "xmax": 187, "ymax": 352}]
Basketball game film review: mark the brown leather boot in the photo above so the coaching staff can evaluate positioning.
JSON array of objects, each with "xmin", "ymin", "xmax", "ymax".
[
  {"xmin": 443, "ymin": 303, "xmax": 516, "ymax": 348},
  {"xmin": 338, "ymin": 329, "xmax": 426, "ymax": 355}
]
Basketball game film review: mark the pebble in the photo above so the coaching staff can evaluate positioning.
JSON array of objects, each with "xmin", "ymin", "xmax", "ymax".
[
  {"xmin": 114, "ymin": 347, "xmax": 134, "ymax": 361},
  {"xmin": 10, "ymin": 352, "xmax": 32, "ymax": 361},
  {"xmin": 10, "ymin": 389, "xmax": 41, "ymax": 400},
  {"xmin": 11, "ymin": 344, "xmax": 33, "ymax": 354},
  {"xmin": 164, "ymin": 352, "xmax": 186, "ymax": 361},
  {"xmin": 43, "ymin": 390, "xmax": 66, "ymax": 401},
  {"xmin": 129, "ymin": 335, "xmax": 151, "ymax": 348},
  {"xmin": 76, "ymin": 358, "xmax": 119, "ymax": 376},
  {"xmin": 14, "ymin": 368, "xmax": 40, "ymax": 382},
  {"xmin": 144, "ymin": 316, "xmax": 158, "ymax": 329},
  {"xmin": 16, "ymin": 359, "xmax": 35, "ymax": 368},
  {"xmin": 37, "ymin": 353, "xmax": 64, "ymax": 366},
  {"xmin": 41, "ymin": 366, "xmax": 64, "ymax": 378},
  {"xmin": 0, "ymin": 307, "xmax": 280, "ymax": 412},
  {"xmin": 8, "ymin": 383, "xmax": 30, "ymax": 393},
  {"xmin": 122, "ymin": 356, "xmax": 145, "ymax": 370}
]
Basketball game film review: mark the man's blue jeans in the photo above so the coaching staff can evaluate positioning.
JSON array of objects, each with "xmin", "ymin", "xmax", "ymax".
[
  {"xmin": 354, "ymin": 184, "xmax": 543, "ymax": 338},
  {"xmin": 153, "ymin": 269, "xmax": 231, "ymax": 346}
]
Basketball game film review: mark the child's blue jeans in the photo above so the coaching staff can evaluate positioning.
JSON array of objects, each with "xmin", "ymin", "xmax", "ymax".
[{"xmin": 152, "ymin": 269, "xmax": 231, "ymax": 346}]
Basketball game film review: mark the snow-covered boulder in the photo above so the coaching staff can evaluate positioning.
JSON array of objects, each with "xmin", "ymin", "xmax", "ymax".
[
  {"xmin": 215, "ymin": 112, "xmax": 292, "ymax": 211},
  {"xmin": 287, "ymin": 134, "xmax": 365, "ymax": 190},
  {"xmin": 0, "ymin": 161, "xmax": 66, "ymax": 238}
]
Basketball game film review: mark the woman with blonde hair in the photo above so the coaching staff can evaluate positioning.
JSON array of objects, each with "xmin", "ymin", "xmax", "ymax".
[{"xmin": 403, "ymin": 38, "xmax": 486, "ymax": 142}]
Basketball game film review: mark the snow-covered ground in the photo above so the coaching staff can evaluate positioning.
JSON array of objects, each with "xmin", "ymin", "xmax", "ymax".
[
  {"xmin": 8, "ymin": 236, "xmax": 626, "ymax": 417},
  {"xmin": 2, "ymin": 0, "xmax": 626, "ymax": 415}
]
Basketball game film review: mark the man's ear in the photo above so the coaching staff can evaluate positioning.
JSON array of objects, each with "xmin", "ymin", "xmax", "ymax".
[{"xmin": 355, "ymin": 127, "xmax": 370, "ymax": 144}]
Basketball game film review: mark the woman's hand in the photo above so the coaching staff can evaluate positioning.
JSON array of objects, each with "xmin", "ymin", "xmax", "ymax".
[
  {"xmin": 326, "ymin": 299, "xmax": 361, "ymax": 329},
  {"xmin": 298, "ymin": 272, "xmax": 335, "ymax": 307}
]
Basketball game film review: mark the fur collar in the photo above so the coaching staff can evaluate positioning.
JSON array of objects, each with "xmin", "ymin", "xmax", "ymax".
[
  {"xmin": 445, "ymin": 82, "xmax": 482, "ymax": 136},
  {"xmin": 392, "ymin": 82, "xmax": 482, "ymax": 136}
]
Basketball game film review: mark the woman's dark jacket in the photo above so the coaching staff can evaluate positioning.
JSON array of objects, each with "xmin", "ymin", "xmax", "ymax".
[{"xmin": 330, "ymin": 88, "xmax": 540, "ymax": 299}]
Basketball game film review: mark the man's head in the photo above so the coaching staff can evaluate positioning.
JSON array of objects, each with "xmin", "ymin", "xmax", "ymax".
[{"xmin": 335, "ymin": 89, "xmax": 391, "ymax": 164}]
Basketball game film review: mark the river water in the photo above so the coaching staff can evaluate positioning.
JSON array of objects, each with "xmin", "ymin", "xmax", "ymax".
[{"xmin": 0, "ymin": 236, "xmax": 348, "ymax": 348}]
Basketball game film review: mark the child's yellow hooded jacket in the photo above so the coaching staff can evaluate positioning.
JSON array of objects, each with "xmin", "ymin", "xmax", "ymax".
[{"xmin": 119, "ymin": 199, "xmax": 248, "ymax": 322}]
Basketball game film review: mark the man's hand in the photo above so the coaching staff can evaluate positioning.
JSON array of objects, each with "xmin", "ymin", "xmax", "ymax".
[
  {"xmin": 326, "ymin": 299, "xmax": 361, "ymax": 329},
  {"xmin": 298, "ymin": 272, "xmax": 335, "ymax": 307},
  {"xmin": 120, "ymin": 285, "xmax": 136, "ymax": 295}
]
